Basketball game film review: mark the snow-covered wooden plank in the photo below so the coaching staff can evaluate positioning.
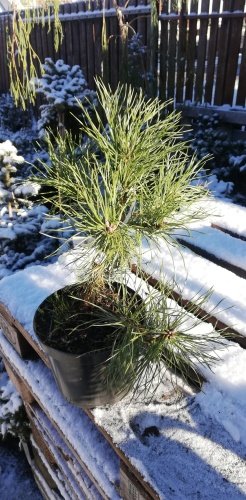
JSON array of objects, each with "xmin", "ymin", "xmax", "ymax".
[
  {"xmin": 31, "ymin": 435, "xmax": 73, "ymax": 500},
  {"xmin": 0, "ymin": 332, "xmax": 120, "ymax": 500},
  {"xmin": 177, "ymin": 225, "xmax": 246, "ymax": 279},
  {"xmin": 142, "ymin": 239, "xmax": 246, "ymax": 339},
  {"xmin": 197, "ymin": 199, "xmax": 246, "ymax": 241},
  {"xmin": 0, "ymin": 303, "xmax": 34, "ymax": 358},
  {"xmin": 26, "ymin": 403, "xmax": 100, "ymax": 500}
]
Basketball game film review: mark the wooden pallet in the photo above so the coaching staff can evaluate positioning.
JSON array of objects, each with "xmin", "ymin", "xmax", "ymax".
[
  {"xmin": 0, "ymin": 342, "xmax": 159, "ymax": 500},
  {"xmin": 1, "ymin": 205, "xmax": 246, "ymax": 499}
]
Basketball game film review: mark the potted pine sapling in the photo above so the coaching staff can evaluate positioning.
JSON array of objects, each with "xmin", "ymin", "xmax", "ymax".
[{"xmin": 33, "ymin": 80, "xmax": 226, "ymax": 407}]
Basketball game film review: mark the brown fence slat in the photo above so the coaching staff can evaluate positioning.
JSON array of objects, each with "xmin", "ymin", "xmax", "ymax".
[
  {"xmin": 70, "ymin": 1, "xmax": 80, "ymax": 65},
  {"xmin": 0, "ymin": 18, "xmax": 7, "ymax": 92},
  {"xmin": 94, "ymin": 0, "xmax": 103, "ymax": 78},
  {"xmin": 167, "ymin": 0, "xmax": 178, "ymax": 101},
  {"xmin": 204, "ymin": 0, "xmax": 220, "ymax": 103},
  {"xmin": 77, "ymin": 1, "xmax": 88, "ymax": 79},
  {"xmin": 85, "ymin": 1, "xmax": 96, "ymax": 88},
  {"xmin": 236, "ymin": 26, "xmax": 246, "ymax": 106},
  {"xmin": 223, "ymin": 0, "xmax": 245, "ymax": 105},
  {"xmin": 185, "ymin": 0, "xmax": 198, "ymax": 102},
  {"xmin": 214, "ymin": 0, "xmax": 233, "ymax": 105},
  {"xmin": 194, "ymin": 0, "xmax": 210, "ymax": 103},
  {"xmin": 176, "ymin": 0, "xmax": 188, "ymax": 103},
  {"xmin": 108, "ymin": 5, "xmax": 119, "ymax": 89},
  {"xmin": 159, "ymin": 0, "xmax": 168, "ymax": 101}
]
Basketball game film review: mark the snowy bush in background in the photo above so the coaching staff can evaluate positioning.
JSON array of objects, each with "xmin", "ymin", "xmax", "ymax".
[
  {"xmin": 35, "ymin": 58, "xmax": 97, "ymax": 138},
  {"xmin": 189, "ymin": 113, "xmax": 246, "ymax": 203},
  {"xmin": 0, "ymin": 140, "xmax": 58, "ymax": 278},
  {"xmin": 0, "ymin": 363, "xmax": 29, "ymax": 443},
  {"xmin": 0, "ymin": 93, "xmax": 32, "ymax": 133}
]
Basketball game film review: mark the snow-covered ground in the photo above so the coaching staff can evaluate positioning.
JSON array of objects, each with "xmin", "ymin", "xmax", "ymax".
[{"xmin": 0, "ymin": 441, "xmax": 41, "ymax": 499}]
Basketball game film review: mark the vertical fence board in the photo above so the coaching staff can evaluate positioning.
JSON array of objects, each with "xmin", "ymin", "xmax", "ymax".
[
  {"xmin": 0, "ymin": 17, "xmax": 7, "ymax": 92},
  {"xmin": 223, "ymin": 0, "xmax": 245, "ymax": 105},
  {"xmin": 71, "ymin": 1, "xmax": 80, "ymax": 65},
  {"xmin": 185, "ymin": 0, "xmax": 198, "ymax": 102},
  {"xmin": 176, "ymin": 0, "xmax": 188, "ymax": 103},
  {"xmin": 77, "ymin": 1, "xmax": 88, "ymax": 79},
  {"xmin": 236, "ymin": 26, "xmax": 246, "ymax": 106},
  {"xmin": 108, "ymin": 5, "xmax": 119, "ymax": 89},
  {"xmin": 159, "ymin": 1, "xmax": 168, "ymax": 101},
  {"xmin": 94, "ymin": 0, "xmax": 103, "ymax": 78},
  {"xmin": 167, "ymin": 0, "xmax": 178, "ymax": 101},
  {"xmin": 204, "ymin": 0, "xmax": 220, "ymax": 103},
  {"xmin": 85, "ymin": 1, "xmax": 96, "ymax": 88},
  {"xmin": 194, "ymin": 0, "xmax": 210, "ymax": 103},
  {"xmin": 214, "ymin": 0, "xmax": 234, "ymax": 105}
]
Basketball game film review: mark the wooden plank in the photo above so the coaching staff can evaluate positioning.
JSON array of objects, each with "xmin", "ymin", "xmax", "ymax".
[
  {"xmin": 120, "ymin": 460, "xmax": 156, "ymax": 500},
  {"xmin": 177, "ymin": 237, "xmax": 246, "ymax": 281},
  {"xmin": 159, "ymin": 0, "xmax": 168, "ymax": 101},
  {"xmin": 159, "ymin": 23, "xmax": 168, "ymax": 100},
  {"xmin": 85, "ymin": 1, "xmax": 96, "ymax": 88},
  {"xmin": 167, "ymin": 0, "xmax": 178, "ymax": 102},
  {"xmin": 204, "ymin": 0, "xmax": 220, "ymax": 103},
  {"xmin": 214, "ymin": 0, "xmax": 233, "ymax": 105},
  {"xmin": 175, "ymin": 103, "xmax": 246, "ymax": 126},
  {"xmin": 26, "ymin": 406, "xmax": 57, "ymax": 466},
  {"xmin": 130, "ymin": 264, "xmax": 246, "ymax": 350},
  {"xmin": 93, "ymin": 0, "xmax": 103, "ymax": 79},
  {"xmin": 0, "ymin": 309, "xmax": 33, "ymax": 358},
  {"xmin": 27, "ymin": 402, "xmax": 97, "ymax": 500},
  {"xmin": 0, "ymin": 349, "xmax": 111, "ymax": 500},
  {"xmin": 0, "ymin": 16, "xmax": 9, "ymax": 92},
  {"xmin": 77, "ymin": 1, "xmax": 88, "ymax": 79},
  {"xmin": 223, "ymin": 0, "xmax": 245, "ymax": 104},
  {"xmin": 85, "ymin": 408, "xmax": 163, "ymax": 500},
  {"xmin": 176, "ymin": 0, "xmax": 188, "ymax": 103},
  {"xmin": 3, "ymin": 357, "xmax": 34, "ymax": 403},
  {"xmin": 236, "ymin": 25, "xmax": 246, "ymax": 106},
  {"xmin": 0, "ymin": 302, "xmax": 49, "ymax": 365},
  {"xmin": 70, "ymin": 1, "xmax": 80, "ymax": 66},
  {"xmin": 63, "ymin": 2, "xmax": 73, "ymax": 64},
  {"xmin": 185, "ymin": 0, "xmax": 198, "ymax": 102},
  {"xmin": 211, "ymin": 223, "xmax": 246, "ymax": 243},
  {"xmin": 194, "ymin": 0, "xmax": 210, "ymax": 103},
  {"xmin": 108, "ymin": 3, "xmax": 119, "ymax": 90}
]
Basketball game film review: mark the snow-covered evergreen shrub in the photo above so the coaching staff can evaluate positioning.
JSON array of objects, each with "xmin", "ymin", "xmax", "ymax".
[
  {"xmin": 0, "ymin": 93, "xmax": 32, "ymax": 132},
  {"xmin": 35, "ymin": 58, "xmax": 96, "ymax": 138},
  {"xmin": 127, "ymin": 33, "xmax": 148, "ymax": 89},
  {"xmin": 0, "ymin": 365, "xmax": 29, "ymax": 443},
  {"xmin": 189, "ymin": 113, "xmax": 246, "ymax": 200},
  {"xmin": 0, "ymin": 140, "xmax": 58, "ymax": 277}
]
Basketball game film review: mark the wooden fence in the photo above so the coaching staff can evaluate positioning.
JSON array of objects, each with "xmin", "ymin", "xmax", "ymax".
[
  {"xmin": 0, "ymin": 0, "xmax": 246, "ymax": 107},
  {"xmin": 159, "ymin": 0, "xmax": 246, "ymax": 107}
]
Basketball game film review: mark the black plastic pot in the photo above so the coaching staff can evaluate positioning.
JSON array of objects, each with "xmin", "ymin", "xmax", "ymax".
[
  {"xmin": 38, "ymin": 342, "xmax": 126, "ymax": 407},
  {"xmin": 33, "ymin": 286, "xmax": 130, "ymax": 408}
]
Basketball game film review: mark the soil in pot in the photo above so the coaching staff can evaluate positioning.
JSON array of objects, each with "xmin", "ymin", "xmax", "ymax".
[{"xmin": 33, "ymin": 283, "xmax": 139, "ymax": 407}]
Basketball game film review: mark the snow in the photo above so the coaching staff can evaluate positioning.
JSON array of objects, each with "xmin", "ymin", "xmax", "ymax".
[
  {"xmin": 0, "ymin": 443, "xmax": 42, "ymax": 499},
  {"xmin": 0, "ymin": 253, "xmax": 77, "ymax": 341},
  {"xmin": 176, "ymin": 224, "xmax": 246, "ymax": 272},
  {"xmin": 141, "ymin": 238, "xmax": 246, "ymax": 338},
  {"xmin": 205, "ymin": 198, "xmax": 246, "ymax": 238},
  {"xmin": 0, "ymin": 331, "xmax": 120, "ymax": 499}
]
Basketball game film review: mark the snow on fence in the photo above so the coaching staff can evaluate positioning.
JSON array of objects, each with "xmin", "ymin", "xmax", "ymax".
[{"xmin": 0, "ymin": 0, "xmax": 246, "ymax": 109}]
